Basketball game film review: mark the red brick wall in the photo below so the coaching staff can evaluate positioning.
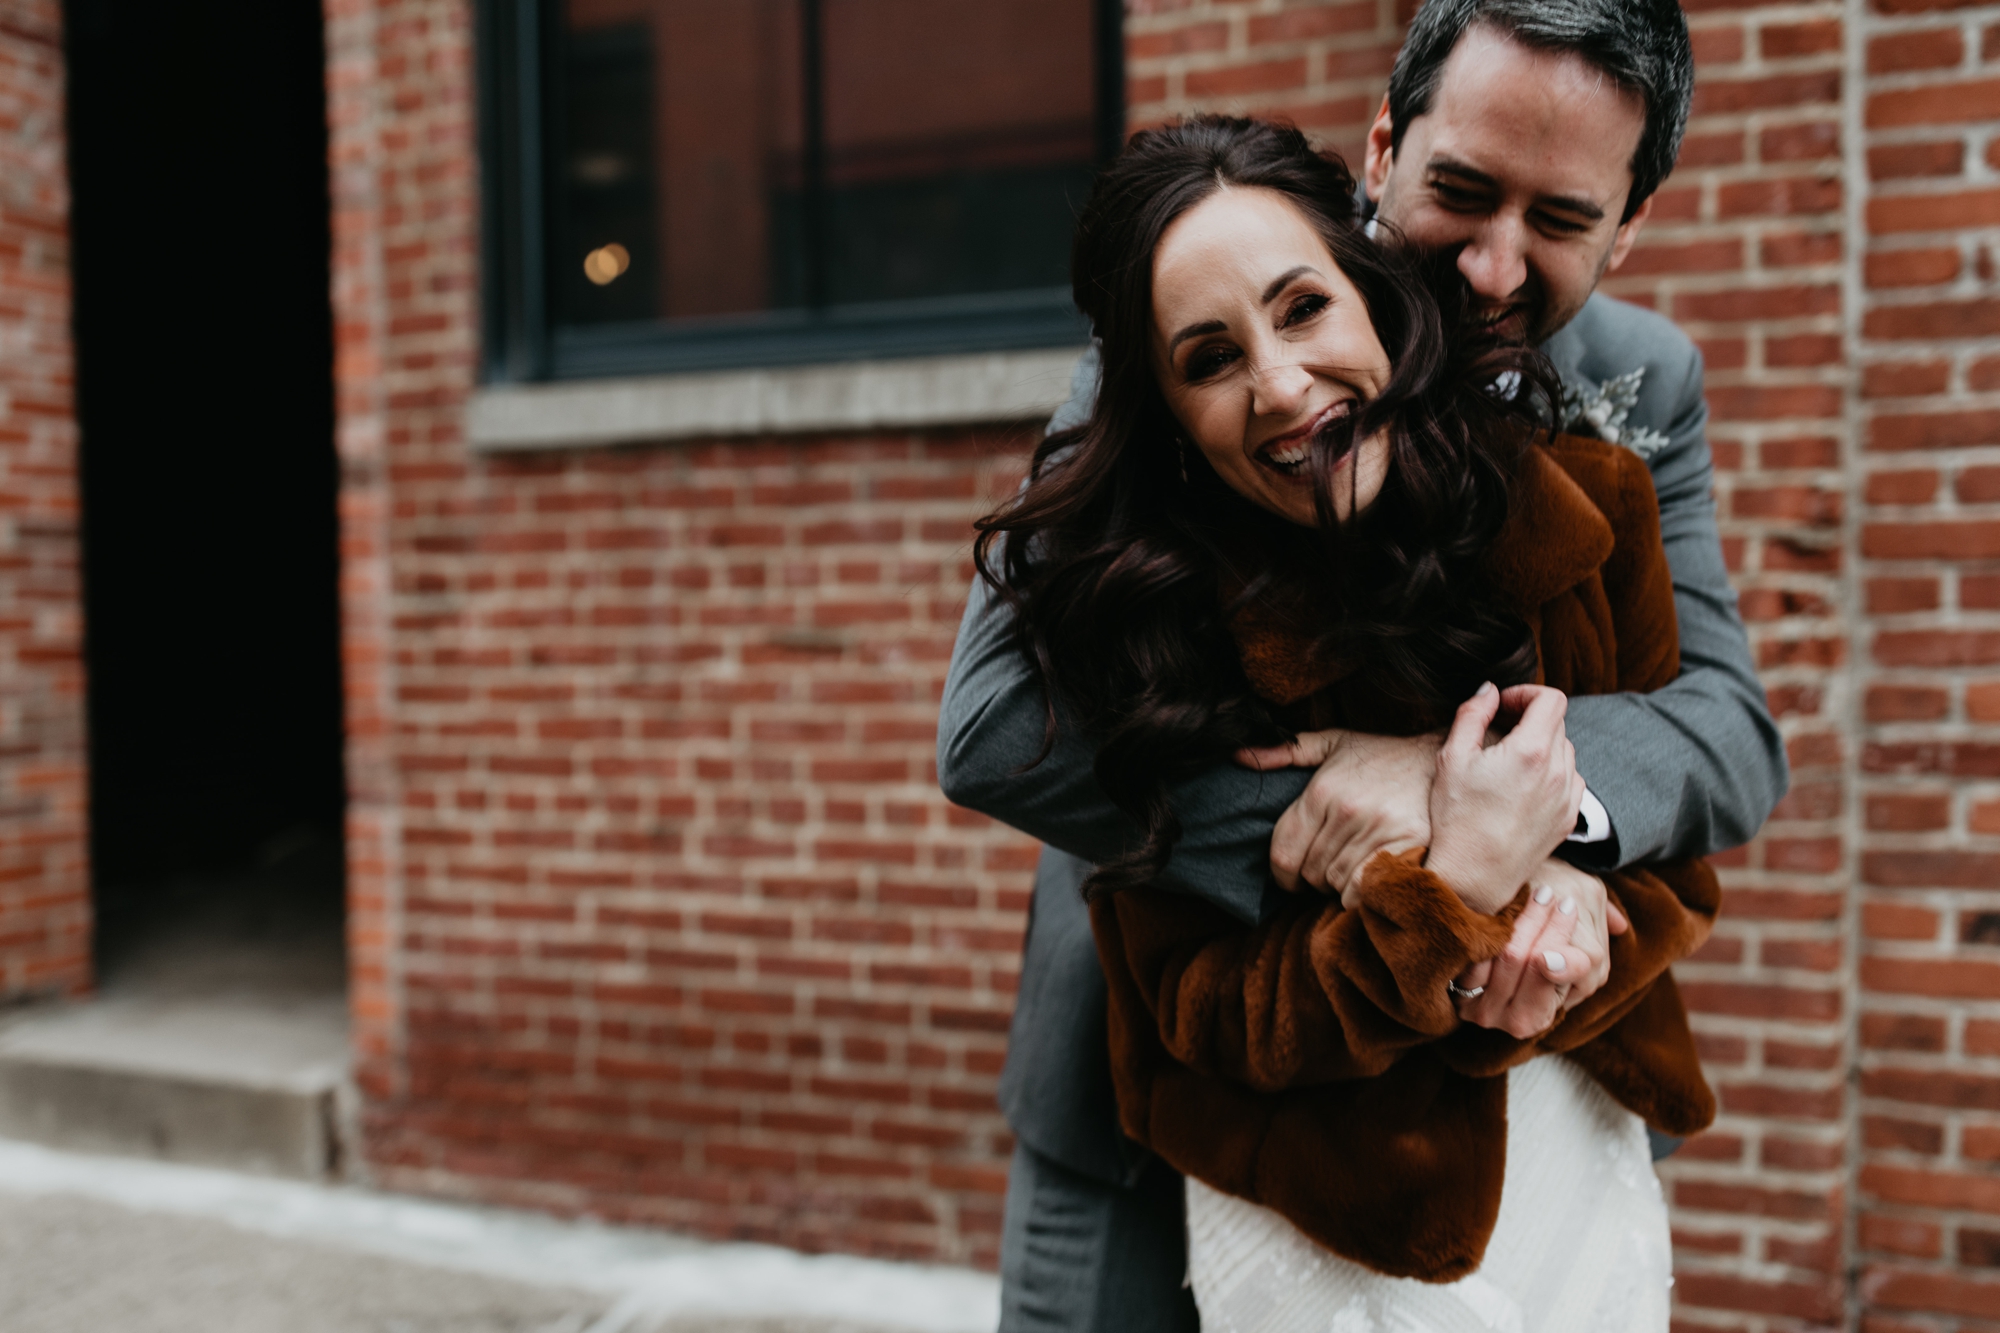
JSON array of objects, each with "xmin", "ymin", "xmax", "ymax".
[
  {"xmin": 0, "ymin": 0, "xmax": 87, "ymax": 1003},
  {"xmin": 326, "ymin": 0, "xmax": 1039, "ymax": 1262},
  {"xmin": 306, "ymin": 0, "xmax": 2000, "ymax": 1314},
  {"xmin": 1856, "ymin": 1, "xmax": 2000, "ymax": 1328},
  {"xmin": 1127, "ymin": 0, "xmax": 1408, "ymax": 167},
  {"xmin": 382, "ymin": 433, "xmax": 1038, "ymax": 1258}
]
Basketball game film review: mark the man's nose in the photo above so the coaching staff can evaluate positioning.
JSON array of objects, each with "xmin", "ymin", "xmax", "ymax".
[
  {"xmin": 1457, "ymin": 216, "xmax": 1530, "ymax": 304},
  {"xmin": 1250, "ymin": 358, "xmax": 1313, "ymax": 416}
]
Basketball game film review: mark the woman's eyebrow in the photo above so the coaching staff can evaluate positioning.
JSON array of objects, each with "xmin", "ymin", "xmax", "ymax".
[
  {"xmin": 1261, "ymin": 266, "xmax": 1317, "ymax": 304},
  {"xmin": 1167, "ymin": 319, "xmax": 1227, "ymax": 352}
]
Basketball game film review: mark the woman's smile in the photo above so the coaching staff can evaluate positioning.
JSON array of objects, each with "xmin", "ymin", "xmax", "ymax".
[{"xmin": 1255, "ymin": 400, "xmax": 1355, "ymax": 480}]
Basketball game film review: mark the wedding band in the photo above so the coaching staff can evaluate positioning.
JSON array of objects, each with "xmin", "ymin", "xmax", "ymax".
[{"xmin": 1447, "ymin": 979, "xmax": 1485, "ymax": 1002}]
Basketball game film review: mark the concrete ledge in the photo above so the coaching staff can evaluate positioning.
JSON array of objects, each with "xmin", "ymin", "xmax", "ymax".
[
  {"xmin": 467, "ymin": 345, "xmax": 1089, "ymax": 451},
  {"xmin": 0, "ymin": 1059, "xmax": 337, "ymax": 1179},
  {"xmin": 0, "ymin": 996, "xmax": 350, "ymax": 1179}
]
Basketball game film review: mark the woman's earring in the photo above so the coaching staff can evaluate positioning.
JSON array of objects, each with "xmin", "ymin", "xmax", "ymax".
[{"xmin": 1175, "ymin": 436, "xmax": 1190, "ymax": 486}]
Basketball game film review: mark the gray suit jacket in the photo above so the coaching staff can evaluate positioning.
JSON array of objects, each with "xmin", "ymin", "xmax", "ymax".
[{"xmin": 938, "ymin": 292, "xmax": 1787, "ymax": 1184}]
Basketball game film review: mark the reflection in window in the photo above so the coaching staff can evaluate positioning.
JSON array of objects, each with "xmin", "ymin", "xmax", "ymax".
[
  {"xmin": 550, "ymin": 0, "xmax": 1100, "ymax": 330},
  {"xmin": 554, "ymin": 20, "xmax": 659, "ymax": 323}
]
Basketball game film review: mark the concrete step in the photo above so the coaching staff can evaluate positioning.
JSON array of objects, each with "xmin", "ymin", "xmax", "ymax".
[{"xmin": 0, "ymin": 994, "xmax": 350, "ymax": 1179}]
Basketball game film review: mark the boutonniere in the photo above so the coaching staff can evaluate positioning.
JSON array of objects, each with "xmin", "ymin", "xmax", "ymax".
[{"xmin": 1559, "ymin": 368, "xmax": 1672, "ymax": 459}]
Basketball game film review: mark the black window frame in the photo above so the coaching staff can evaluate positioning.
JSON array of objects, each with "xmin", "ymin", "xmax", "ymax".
[{"xmin": 476, "ymin": 0, "xmax": 1124, "ymax": 384}]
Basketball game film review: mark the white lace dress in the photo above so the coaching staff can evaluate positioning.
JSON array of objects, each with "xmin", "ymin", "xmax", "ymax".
[{"xmin": 1184, "ymin": 1055, "xmax": 1672, "ymax": 1333}]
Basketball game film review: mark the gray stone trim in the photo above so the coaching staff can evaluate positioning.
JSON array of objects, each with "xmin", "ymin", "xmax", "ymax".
[{"xmin": 466, "ymin": 346, "xmax": 1090, "ymax": 451}]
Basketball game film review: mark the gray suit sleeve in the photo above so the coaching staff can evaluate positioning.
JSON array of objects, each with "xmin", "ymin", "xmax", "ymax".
[
  {"xmin": 1563, "ymin": 346, "xmax": 1789, "ymax": 867},
  {"xmin": 938, "ymin": 576, "xmax": 1296, "ymax": 926}
]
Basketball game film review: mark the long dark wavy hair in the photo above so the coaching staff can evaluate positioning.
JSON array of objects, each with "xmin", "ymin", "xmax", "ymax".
[{"xmin": 974, "ymin": 116, "xmax": 1557, "ymax": 897}]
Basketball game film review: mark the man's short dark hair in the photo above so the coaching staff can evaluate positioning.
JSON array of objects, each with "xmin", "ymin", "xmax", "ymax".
[{"xmin": 1386, "ymin": 0, "xmax": 1694, "ymax": 221}]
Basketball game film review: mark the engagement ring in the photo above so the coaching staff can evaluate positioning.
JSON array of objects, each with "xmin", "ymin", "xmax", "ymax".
[{"xmin": 1447, "ymin": 979, "xmax": 1485, "ymax": 1002}]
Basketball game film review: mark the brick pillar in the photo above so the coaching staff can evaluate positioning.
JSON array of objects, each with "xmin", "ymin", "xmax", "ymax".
[
  {"xmin": 0, "ymin": 0, "xmax": 88, "ymax": 1001},
  {"xmin": 324, "ymin": 0, "xmax": 440, "ymax": 1112},
  {"xmin": 1856, "ymin": 0, "xmax": 2000, "ymax": 1326}
]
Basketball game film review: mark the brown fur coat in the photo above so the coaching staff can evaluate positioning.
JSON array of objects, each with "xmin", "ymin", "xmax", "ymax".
[{"xmin": 1089, "ymin": 433, "xmax": 1720, "ymax": 1283}]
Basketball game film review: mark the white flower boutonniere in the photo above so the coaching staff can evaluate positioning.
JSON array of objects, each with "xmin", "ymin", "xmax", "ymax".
[{"xmin": 1559, "ymin": 367, "xmax": 1672, "ymax": 459}]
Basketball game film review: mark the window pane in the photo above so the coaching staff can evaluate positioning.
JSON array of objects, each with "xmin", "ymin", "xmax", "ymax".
[
  {"xmin": 806, "ymin": 0, "xmax": 1095, "ymax": 307},
  {"xmin": 549, "ymin": 0, "xmax": 1097, "ymax": 331},
  {"xmin": 554, "ymin": 0, "xmax": 802, "ymax": 326}
]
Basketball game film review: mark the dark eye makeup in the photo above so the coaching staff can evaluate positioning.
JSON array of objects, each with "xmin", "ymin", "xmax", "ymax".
[
  {"xmin": 1179, "ymin": 289, "xmax": 1333, "ymax": 381},
  {"xmin": 1284, "ymin": 293, "xmax": 1330, "ymax": 325},
  {"xmin": 1183, "ymin": 344, "xmax": 1238, "ymax": 381}
]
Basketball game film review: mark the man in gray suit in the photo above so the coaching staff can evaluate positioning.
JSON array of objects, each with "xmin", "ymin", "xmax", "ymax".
[{"xmin": 939, "ymin": 0, "xmax": 1788, "ymax": 1327}]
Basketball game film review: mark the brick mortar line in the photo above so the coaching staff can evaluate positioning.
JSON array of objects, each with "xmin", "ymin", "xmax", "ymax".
[{"xmin": 1838, "ymin": 0, "xmax": 1872, "ymax": 1323}]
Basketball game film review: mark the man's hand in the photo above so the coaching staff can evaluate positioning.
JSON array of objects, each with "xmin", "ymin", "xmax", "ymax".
[
  {"xmin": 1452, "ymin": 859, "xmax": 1630, "ymax": 1039},
  {"xmin": 1236, "ymin": 730, "xmax": 1442, "ymax": 894},
  {"xmin": 1425, "ymin": 683, "xmax": 1586, "ymax": 913}
]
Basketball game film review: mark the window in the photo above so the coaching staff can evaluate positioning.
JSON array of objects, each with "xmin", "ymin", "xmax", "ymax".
[{"xmin": 478, "ymin": 0, "xmax": 1122, "ymax": 382}]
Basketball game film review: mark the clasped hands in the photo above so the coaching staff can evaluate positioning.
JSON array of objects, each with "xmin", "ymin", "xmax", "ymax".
[{"xmin": 1236, "ymin": 682, "xmax": 1629, "ymax": 1039}]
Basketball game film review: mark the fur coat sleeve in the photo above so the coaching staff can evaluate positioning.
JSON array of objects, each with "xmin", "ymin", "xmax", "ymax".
[{"xmin": 1088, "ymin": 435, "xmax": 1721, "ymax": 1281}]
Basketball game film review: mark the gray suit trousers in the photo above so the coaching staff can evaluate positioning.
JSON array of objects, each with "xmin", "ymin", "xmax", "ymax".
[{"xmin": 1000, "ymin": 1142, "xmax": 1199, "ymax": 1333}]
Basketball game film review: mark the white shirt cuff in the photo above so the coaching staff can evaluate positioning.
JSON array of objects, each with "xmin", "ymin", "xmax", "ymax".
[{"xmin": 1567, "ymin": 788, "xmax": 1611, "ymax": 844}]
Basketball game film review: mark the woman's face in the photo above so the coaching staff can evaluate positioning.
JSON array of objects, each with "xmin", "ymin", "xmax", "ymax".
[{"xmin": 1150, "ymin": 186, "xmax": 1393, "ymax": 527}]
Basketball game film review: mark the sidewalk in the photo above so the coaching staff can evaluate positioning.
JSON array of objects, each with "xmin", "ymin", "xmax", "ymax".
[{"xmin": 0, "ymin": 1138, "xmax": 998, "ymax": 1333}]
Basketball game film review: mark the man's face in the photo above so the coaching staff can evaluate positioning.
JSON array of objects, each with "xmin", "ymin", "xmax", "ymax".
[{"xmin": 1366, "ymin": 25, "xmax": 1655, "ymax": 346}]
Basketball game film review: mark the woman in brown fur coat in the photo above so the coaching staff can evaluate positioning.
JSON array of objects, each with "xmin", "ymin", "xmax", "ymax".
[{"xmin": 974, "ymin": 118, "xmax": 1716, "ymax": 1332}]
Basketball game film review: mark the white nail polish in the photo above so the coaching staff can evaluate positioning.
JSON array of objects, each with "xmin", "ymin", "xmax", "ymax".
[
  {"xmin": 1544, "ymin": 950, "xmax": 1567, "ymax": 972},
  {"xmin": 1533, "ymin": 885, "xmax": 1554, "ymax": 906},
  {"xmin": 1560, "ymin": 897, "xmax": 1577, "ymax": 916}
]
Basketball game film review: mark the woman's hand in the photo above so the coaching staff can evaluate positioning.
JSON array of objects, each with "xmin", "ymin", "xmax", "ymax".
[
  {"xmin": 1424, "ymin": 682, "xmax": 1586, "ymax": 914},
  {"xmin": 1236, "ymin": 729, "xmax": 1442, "ymax": 895},
  {"xmin": 1452, "ymin": 859, "xmax": 1631, "ymax": 1038}
]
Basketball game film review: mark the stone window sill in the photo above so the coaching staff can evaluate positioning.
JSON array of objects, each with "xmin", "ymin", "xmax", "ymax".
[{"xmin": 466, "ymin": 346, "xmax": 1089, "ymax": 452}]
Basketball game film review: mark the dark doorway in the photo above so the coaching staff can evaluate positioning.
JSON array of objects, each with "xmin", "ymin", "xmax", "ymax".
[{"xmin": 64, "ymin": 0, "xmax": 346, "ymax": 994}]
